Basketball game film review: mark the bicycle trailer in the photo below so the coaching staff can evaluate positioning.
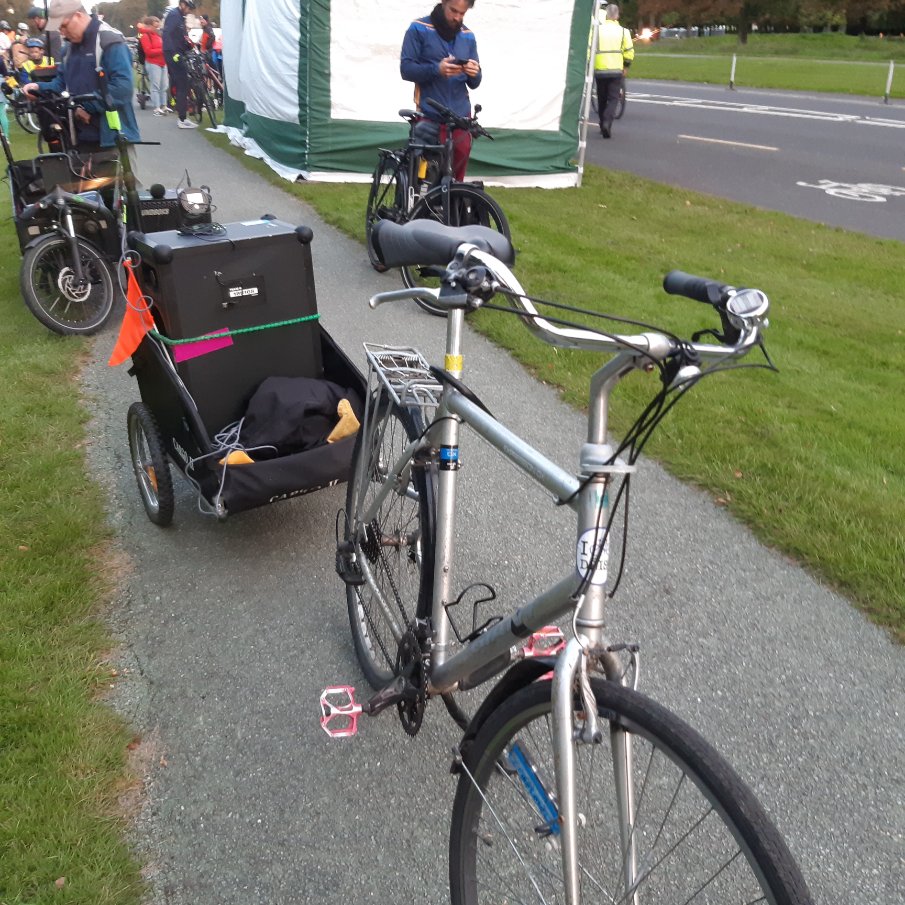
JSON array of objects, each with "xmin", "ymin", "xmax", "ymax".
[{"xmin": 124, "ymin": 217, "xmax": 365, "ymax": 525}]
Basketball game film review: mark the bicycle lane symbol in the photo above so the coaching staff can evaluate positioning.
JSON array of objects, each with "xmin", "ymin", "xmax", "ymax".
[{"xmin": 796, "ymin": 179, "xmax": 905, "ymax": 202}]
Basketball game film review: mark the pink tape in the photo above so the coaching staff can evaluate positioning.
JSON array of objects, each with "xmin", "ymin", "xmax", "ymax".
[{"xmin": 172, "ymin": 328, "xmax": 234, "ymax": 363}]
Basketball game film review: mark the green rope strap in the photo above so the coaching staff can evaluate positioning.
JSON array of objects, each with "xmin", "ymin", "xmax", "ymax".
[{"xmin": 149, "ymin": 313, "xmax": 320, "ymax": 346}]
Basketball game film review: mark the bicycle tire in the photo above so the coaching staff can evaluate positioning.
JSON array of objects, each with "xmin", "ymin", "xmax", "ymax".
[
  {"xmin": 127, "ymin": 402, "xmax": 175, "ymax": 527},
  {"xmin": 450, "ymin": 678, "xmax": 813, "ymax": 905},
  {"xmin": 615, "ymin": 84, "xmax": 626, "ymax": 120},
  {"xmin": 15, "ymin": 107, "xmax": 40, "ymax": 135},
  {"xmin": 200, "ymin": 83, "xmax": 217, "ymax": 128},
  {"xmin": 365, "ymin": 153, "xmax": 407, "ymax": 273},
  {"xmin": 20, "ymin": 234, "xmax": 115, "ymax": 335},
  {"xmin": 187, "ymin": 84, "xmax": 204, "ymax": 124},
  {"xmin": 402, "ymin": 184, "xmax": 511, "ymax": 317},
  {"xmin": 345, "ymin": 392, "xmax": 435, "ymax": 689}
]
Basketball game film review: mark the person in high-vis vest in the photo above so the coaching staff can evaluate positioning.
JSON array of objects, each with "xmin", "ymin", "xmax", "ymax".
[{"xmin": 594, "ymin": 3, "xmax": 633, "ymax": 139}]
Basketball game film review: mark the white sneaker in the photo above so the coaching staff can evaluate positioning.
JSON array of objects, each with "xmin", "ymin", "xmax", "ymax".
[
  {"xmin": 153, "ymin": 108, "xmax": 164, "ymax": 116},
  {"xmin": 177, "ymin": 119, "xmax": 199, "ymax": 129}
]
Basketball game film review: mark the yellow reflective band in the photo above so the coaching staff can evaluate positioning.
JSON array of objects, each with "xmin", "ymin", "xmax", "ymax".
[
  {"xmin": 445, "ymin": 354, "xmax": 463, "ymax": 372},
  {"xmin": 418, "ymin": 158, "xmax": 428, "ymax": 179},
  {"xmin": 106, "ymin": 110, "xmax": 121, "ymax": 130}
]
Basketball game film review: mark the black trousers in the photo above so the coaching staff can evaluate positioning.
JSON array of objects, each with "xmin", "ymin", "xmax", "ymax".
[
  {"xmin": 595, "ymin": 72, "xmax": 623, "ymax": 132},
  {"xmin": 167, "ymin": 60, "xmax": 188, "ymax": 120}
]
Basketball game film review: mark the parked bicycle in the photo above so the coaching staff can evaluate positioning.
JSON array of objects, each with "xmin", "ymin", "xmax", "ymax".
[
  {"xmin": 185, "ymin": 48, "xmax": 216, "ymax": 128},
  {"xmin": 135, "ymin": 60, "xmax": 151, "ymax": 110},
  {"xmin": 365, "ymin": 99, "xmax": 509, "ymax": 316},
  {"xmin": 325, "ymin": 219, "xmax": 812, "ymax": 905},
  {"xmin": 3, "ymin": 96, "xmax": 145, "ymax": 334}
]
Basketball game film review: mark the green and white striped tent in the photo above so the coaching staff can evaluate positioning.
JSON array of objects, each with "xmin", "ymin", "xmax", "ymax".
[{"xmin": 220, "ymin": 0, "xmax": 595, "ymax": 186}]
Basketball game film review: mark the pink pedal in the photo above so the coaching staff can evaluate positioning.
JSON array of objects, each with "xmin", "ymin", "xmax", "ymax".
[
  {"xmin": 319, "ymin": 685, "xmax": 362, "ymax": 738},
  {"xmin": 521, "ymin": 626, "xmax": 566, "ymax": 658}
]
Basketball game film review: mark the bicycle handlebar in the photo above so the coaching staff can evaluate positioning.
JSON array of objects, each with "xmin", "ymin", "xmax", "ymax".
[
  {"xmin": 369, "ymin": 221, "xmax": 769, "ymax": 364},
  {"xmin": 422, "ymin": 98, "xmax": 493, "ymax": 140},
  {"xmin": 19, "ymin": 184, "xmax": 107, "ymax": 220}
]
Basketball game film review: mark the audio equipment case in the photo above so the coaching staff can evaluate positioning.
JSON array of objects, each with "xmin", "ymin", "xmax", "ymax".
[{"xmin": 125, "ymin": 217, "xmax": 365, "ymax": 522}]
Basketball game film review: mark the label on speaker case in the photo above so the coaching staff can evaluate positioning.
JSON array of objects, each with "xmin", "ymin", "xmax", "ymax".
[{"xmin": 220, "ymin": 276, "xmax": 266, "ymax": 309}]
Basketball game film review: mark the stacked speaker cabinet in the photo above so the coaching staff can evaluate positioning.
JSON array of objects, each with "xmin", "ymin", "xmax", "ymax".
[{"xmin": 130, "ymin": 219, "xmax": 323, "ymax": 437}]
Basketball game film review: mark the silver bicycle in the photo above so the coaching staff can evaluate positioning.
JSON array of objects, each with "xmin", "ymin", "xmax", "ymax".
[{"xmin": 324, "ymin": 219, "xmax": 812, "ymax": 905}]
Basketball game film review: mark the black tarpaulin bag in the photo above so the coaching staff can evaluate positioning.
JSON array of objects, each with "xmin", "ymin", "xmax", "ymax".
[{"xmin": 216, "ymin": 376, "xmax": 363, "ymax": 514}]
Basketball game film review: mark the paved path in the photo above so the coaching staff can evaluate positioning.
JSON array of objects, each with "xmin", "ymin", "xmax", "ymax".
[{"xmin": 84, "ymin": 111, "xmax": 903, "ymax": 905}]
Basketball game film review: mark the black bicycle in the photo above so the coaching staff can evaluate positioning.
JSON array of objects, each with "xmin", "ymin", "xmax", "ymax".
[
  {"xmin": 135, "ymin": 60, "xmax": 151, "ymax": 110},
  {"xmin": 4, "ymin": 94, "xmax": 144, "ymax": 334},
  {"xmin": 365, "ymin": 100, "xmax": 509, "ymax": 316},
  {"xmin": 186, "ymin": 49, "xmax": 216, "ymax": 128}
]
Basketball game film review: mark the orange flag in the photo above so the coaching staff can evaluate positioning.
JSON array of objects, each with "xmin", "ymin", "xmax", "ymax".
[{"xmin": 108, "ymin": 261, "xmax": 154, "ymax": 366}]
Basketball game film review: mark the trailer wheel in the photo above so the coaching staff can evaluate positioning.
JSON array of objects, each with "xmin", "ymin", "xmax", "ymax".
[{"xmin": 127, "ymin": 402, "xmax": 175, "ymax": 526}]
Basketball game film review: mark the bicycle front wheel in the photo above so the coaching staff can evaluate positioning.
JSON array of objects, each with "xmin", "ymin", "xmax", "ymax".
[
  {"xmin": 402, "ymin": 184, "xmax": 510, "ymax": 317},
  {"xmin": 20, "ymin": 234, "xmax": 115, "ymax": 335},
  {"xmin": 365, "ymin": 153, "xmax": 407, "ymax": 273},
  {"xmin": 15, "ymin": 106, "xmax": 40, "ymax": 134},
  {"xmin": 615, "ymin": 83, "xmax": 626, "ymax": 120},
  {"xmin": 450, "ymin": 679, "xmax": 812, "ymax": 905},
  {"xmin": 345, "ymin": 393, "xmax": 435, "ymax": 689}
]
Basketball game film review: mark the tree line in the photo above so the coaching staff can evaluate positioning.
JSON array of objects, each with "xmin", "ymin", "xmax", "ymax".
[{"xmin": 620, "ymin": 0, "xmax": 905, "ymax": 41}]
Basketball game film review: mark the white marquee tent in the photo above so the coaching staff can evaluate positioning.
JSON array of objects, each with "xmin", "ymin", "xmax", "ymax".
[{"xmin": 220, "ymin": 0, "xmax": 596, "ymax": 186}]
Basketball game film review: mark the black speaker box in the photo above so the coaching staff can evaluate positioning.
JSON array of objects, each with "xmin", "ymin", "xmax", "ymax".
[{"xmin": 130, "ymin": 219, "xmax": 323, "ymax": 436}]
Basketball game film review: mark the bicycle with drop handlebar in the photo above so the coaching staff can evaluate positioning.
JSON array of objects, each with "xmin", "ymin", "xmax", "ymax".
[{"xmin": 323, "ymin": 217, "xmax": 813, "ymax": 905}]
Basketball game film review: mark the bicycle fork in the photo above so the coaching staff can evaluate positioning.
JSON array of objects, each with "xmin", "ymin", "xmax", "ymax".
[
  {"xmin": 551, "ymin": 639, "xmax": 639, "ymax": 905},
  {"xmin": 61, "ymin": 206, "xmax": 88, "ymax": 288}
]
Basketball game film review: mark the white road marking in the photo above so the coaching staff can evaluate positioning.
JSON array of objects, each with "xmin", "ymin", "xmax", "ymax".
[
  {"xmin": 632, "ymin": 93, "xmax": 905, "ymax": 127},
  {"xmin": 678, "ymin": 134, "xmax": 778, "ymax": 151}
]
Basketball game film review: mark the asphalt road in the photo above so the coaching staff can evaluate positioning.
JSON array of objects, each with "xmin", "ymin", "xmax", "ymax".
[
  {"xmin": 83, "ymin": 111, "xmax": 904, "ymax": 905},
  {"xmin": 586, "ymin": 80, "xmax": 905, "ymax": 242}
]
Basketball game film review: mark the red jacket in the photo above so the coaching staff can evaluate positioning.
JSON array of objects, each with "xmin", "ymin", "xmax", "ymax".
[{"xmin": 137, "ymin": 25, "xmax": 165, "ymax": 67}]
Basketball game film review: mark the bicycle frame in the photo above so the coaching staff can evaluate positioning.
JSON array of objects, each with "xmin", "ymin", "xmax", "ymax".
[{"xmin": 354, "ymin": 314, "xmax": 639, "ymax": 904}]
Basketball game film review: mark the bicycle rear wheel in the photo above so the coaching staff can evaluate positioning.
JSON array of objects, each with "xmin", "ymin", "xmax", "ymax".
[
  {"xmin": 345, "ymin": 392, "xmax": 435, "ymax": 689},
  {"xmin": 402, "ymin": 184, "xmax": 510, "ymax": 317},
  {"xmin": 450, "ymin": 679, "xmax": 812, "ymax": 905},
  {"xmin": 20, "ymin": 234, "xmax": 115, "ymax": 335},
  {"xmin": 365, "ymin": 153, "xmax": 407, "ymax": 273}
]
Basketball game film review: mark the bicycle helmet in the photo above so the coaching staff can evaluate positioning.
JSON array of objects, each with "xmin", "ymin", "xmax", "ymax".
[
  {"xmin": 25, "ymin": 37, "xmax": 45, "ymax": 48},
  {"xmin": 0, "ymin": 21, "xmax": 10, "ymax": 30},
  {"xmin": 17, "ymin": 22, "xmax": 29, "ymax": 33},
  {"xmin": 27, "ymin": 7, "xmax": 46, "ymax": 19}
]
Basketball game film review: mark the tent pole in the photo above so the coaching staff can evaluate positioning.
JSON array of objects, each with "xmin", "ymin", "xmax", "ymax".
[{"xmin": 576, "ymin": 16, "xmax": 598, "ymax": 189}]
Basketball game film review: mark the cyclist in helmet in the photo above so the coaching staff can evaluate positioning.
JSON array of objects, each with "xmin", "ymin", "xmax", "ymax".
[{"xmin": 18, "ymin": 36, "xmax": 54, "ymax": 83}]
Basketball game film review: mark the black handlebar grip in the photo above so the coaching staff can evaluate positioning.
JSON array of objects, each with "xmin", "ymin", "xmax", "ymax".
[{"xmin": 663, "ymin": 270, "xmax": 727, "ymax": 305}]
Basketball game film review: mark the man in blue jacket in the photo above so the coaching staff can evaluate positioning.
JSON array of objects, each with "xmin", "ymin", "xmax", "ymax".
[
  {"xmin": 401, "ymin": 0, "xmax": 481, "ymax": 181},
  {"xmin": 22, "ymin": 0, "xmax": 139, "ymax": 152},
  {"xmin": 163, "ymin": 0, "xmax": 198, "ymax": 129}
]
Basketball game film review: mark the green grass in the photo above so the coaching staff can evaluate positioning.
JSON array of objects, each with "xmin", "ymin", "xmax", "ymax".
[
  {"xmin": 206, "ymin": 130, "xmax": 905, "ymax": 642},
  {"xmin": 633, "ymin": 32, "xmax": 905, "ymax": 96},
  {"xmin": 0, "ymin": 123, "xmax": 143, "ymax": 904}
]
